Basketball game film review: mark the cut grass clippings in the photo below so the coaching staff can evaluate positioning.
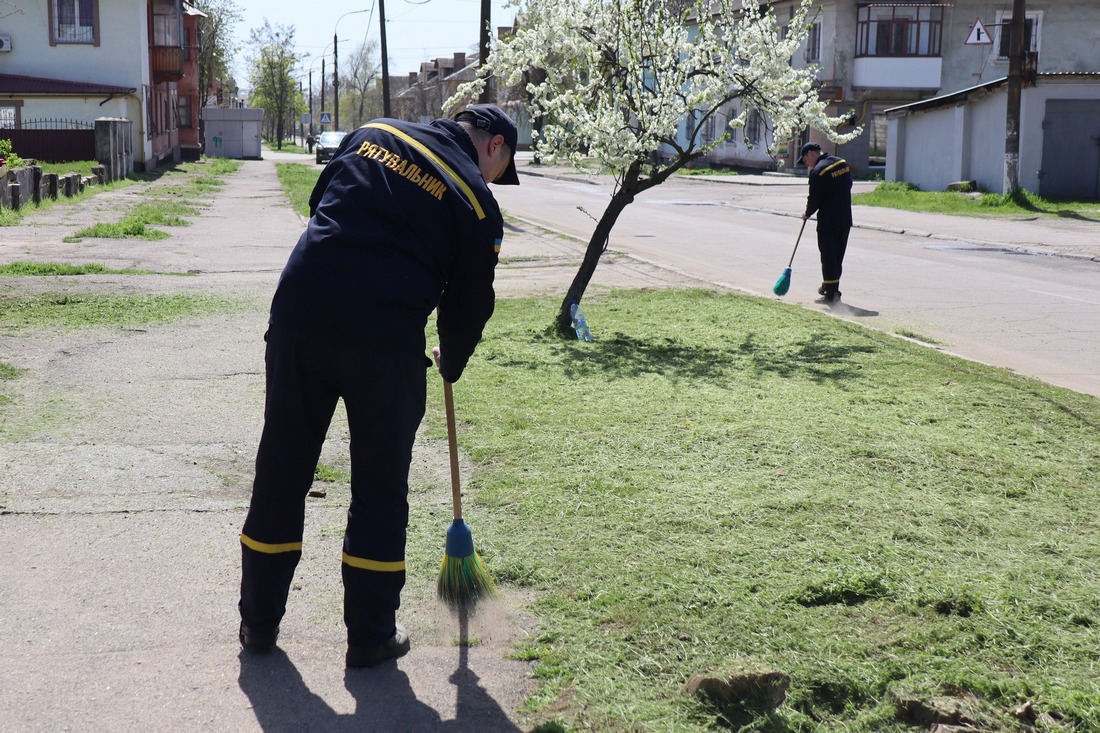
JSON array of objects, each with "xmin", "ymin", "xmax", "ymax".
[
  {"xmin": 0, "ymin": 360, "xmax": 25, "ymax": 413},
  {"xmin": 0, "ymin": 293, "xmax": 239, "ymax": 330},
  {"xmin": 315, "ymin": 461, "xmax": 351, "ymax": 484},
  {"xmin": 405, "ymin": 289, "xmax": 1100, "ymax": 732},
  {"xmin": 0, "ymin": 361, "xmax": 24, "ymax": 380}
]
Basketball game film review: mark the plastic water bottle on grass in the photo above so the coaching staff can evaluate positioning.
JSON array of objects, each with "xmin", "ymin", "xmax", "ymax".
[{"xmin": 570, "ymin": 303, "xmax": 593, "ymax": 342}]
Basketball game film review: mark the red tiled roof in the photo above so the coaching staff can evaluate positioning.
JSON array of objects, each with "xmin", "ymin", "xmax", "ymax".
[{"xmin": 0, "ymin": 73, "xmax": 136, "ymax": 96}]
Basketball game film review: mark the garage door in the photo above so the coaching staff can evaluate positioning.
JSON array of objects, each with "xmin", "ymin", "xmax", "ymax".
[{"xmin": 1040, "ymin": 99, "xmax": 1100, "ymax": 200}]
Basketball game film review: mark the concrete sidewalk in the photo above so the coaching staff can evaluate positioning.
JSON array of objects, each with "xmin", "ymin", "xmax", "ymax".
[{"xmin": 0, "ymin": 153, "xmax": 548, "ymax": 733}]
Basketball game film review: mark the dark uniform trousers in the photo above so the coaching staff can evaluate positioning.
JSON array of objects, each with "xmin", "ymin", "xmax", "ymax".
[
  {"xmin": 817, "ymin": 222, "xmax": 850, "ymax": 299},
  {"xmin": 239, "ymin": 326, "xmax": 426, "ymax": 648}
]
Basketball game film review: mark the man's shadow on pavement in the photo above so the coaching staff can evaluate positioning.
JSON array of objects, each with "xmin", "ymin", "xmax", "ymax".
[{"xmin": 238, "ymin": 612, "xmax": 521, "ymax": 733}]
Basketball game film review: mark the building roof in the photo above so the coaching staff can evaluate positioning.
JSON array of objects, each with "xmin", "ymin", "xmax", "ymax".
[
  {"xmin": 886, "ymin": 72, "xmax": 1100, "ymax": 117},
  {"xmin": 0, "ymin": 73, "xmax": 136, "ymax": 96}
]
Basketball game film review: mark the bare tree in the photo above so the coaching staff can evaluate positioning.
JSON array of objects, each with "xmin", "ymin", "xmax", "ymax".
[
  {"xmin": 247, "ymin": 21, "xmax": 304, "ymax": 150},
  {"xmin": 192, "ymin": 0, "xmax": 243, "ymax": 143},
  {"xmin": 341, "ymin": 38, "xmax": 383, "ymax": 128}
]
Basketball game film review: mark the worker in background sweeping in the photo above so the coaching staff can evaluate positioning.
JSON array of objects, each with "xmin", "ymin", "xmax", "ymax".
[
  {"xmin": 238, "ymin": 104, "xmax": 519, "ymax": 668},
  {"xmin": 800, "ymin": 142, "xmax": 853, "ymax": 306}
]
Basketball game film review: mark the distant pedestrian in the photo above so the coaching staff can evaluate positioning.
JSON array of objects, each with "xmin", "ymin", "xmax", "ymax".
[
  {"xmin": 306, "ymin": 134, "xmax": 315, "ymax": 153},
  {"xmin": 800, "ymin": 142, "xmax": 852, "ymax": 306},
  {"xmin": 238, "ymin": 104, "xmax": 519, "ymax": 668}
]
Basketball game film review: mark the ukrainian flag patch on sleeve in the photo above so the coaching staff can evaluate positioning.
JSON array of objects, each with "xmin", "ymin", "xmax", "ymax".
[{"xmin": 494, "ymin": 237, "xmax": 503, "ymax": 254}]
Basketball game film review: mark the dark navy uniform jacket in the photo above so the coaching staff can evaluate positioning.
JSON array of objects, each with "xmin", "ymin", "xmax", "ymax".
[
  {"xmin": 805, "ymin": 155, "xmax": 853, "ymax": 228},
  {"xmin": 269, "ymin": 118, "xmax": 503, "ymax": 383}
]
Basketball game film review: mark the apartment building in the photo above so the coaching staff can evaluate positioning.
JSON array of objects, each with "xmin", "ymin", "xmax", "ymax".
[
  {"xmin": 696, "ymin": 0, "xmax": 1100, "ymax": 191},
  {"xmin": 0, "ymin": 0, "xmax": 207, "ymax": 169}
]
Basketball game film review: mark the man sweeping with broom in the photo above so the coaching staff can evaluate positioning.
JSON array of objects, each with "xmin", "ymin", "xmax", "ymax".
[
  {"xmin": 800, "ymin": 142, "xmax": 853, "ymax": 307},
  {"xmin": 238, "ymin": 104, "xmax": 519, "ymax": 668}
]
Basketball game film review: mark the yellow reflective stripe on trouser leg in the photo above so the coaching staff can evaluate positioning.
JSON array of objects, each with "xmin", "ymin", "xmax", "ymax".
[
  {"xmin": 363, "ymin": 122, "xmax": 486, "ymax": 221},
  {"xmin": 241, "ymin": 533, "xmax": 303, "ymax": 554},
  {"xmin": 342, "ymin": 553, "xmax": 406, "ymax": 572}
]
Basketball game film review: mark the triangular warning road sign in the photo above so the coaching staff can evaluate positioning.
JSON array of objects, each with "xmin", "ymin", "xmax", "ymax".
[{"xmin": 966, "ymin": 18, "xmax": 993, "ymax": 45}]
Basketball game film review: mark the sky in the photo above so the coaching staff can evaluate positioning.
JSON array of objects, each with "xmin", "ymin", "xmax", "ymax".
[{"xmin": 229, "ymin": 0, "xmax": 518, "ymax": 89}]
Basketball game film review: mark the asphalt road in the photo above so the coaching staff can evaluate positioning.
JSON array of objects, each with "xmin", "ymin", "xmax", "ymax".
[{"xmin": 494, "ymin": 170, "xmax": 1100, "ymax": 398}]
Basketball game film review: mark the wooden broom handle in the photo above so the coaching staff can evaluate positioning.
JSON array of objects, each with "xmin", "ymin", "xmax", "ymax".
[
  {"xmin": 442, "ymin": 378, "xmax": 463, "ymax": 521},
  {"xmin": 788, "ymin": 218, "xmax": 808, "ymax": 267}
]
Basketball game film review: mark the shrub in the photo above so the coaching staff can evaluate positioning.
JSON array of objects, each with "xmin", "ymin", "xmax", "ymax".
[
  {"xmin": 0, "ymin": 138, "xmax": 25, "ymax": 169},
  {"xmin": 875, "ymin": 181, "xmax": 920, "ymax": 193}
]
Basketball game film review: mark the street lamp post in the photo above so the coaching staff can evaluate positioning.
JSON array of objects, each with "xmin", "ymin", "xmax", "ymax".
[
  {"xmin": 334, "ymin": 8, "xmax": 372, "ymax": 131},
  {"xmin": 379, "ymin": 0, "xmax": 390, "ymax": 117}
]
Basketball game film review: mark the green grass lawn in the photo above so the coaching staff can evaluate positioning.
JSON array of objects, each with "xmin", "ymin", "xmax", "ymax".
[
  {"xmin": 275, "ymin": 163, "xmax": 321, "ymax": 216},
  {"xmin": 402, "ymin": 289, "xmax": 1100, "ymax": 732},
  {"xmin": 262, "ymin": 161, "xmax": 1100, "ymax": 730},
  {"xmin": 854, "ymin": 182, "xmax": 1100, "ymax": 221}
]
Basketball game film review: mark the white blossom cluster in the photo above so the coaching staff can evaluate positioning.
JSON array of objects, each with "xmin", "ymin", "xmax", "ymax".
[{"xmin": 450, "ymin": 0, "xmax": 860, "ymax": 175}]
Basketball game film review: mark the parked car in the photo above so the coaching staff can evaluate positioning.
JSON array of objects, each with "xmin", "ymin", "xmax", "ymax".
[{"xmin": 315, "ymin": 131, "xmax": 347, "ymax": 164}]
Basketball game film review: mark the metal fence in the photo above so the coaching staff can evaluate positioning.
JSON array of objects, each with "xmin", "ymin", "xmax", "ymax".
[{"xmin": 1, "ymin": 118, "xmax": 96, "ymax": 163}]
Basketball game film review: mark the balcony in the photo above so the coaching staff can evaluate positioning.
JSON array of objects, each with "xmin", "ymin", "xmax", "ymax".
[
  {"xmin": 151, "ymin": 46, "xmax": 183, "ymax": 80},
  {"xmin": 852, "ymin": 57, "xmax": 942, "ymax": 90}
]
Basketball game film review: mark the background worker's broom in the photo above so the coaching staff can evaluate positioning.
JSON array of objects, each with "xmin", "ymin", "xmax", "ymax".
[
  {"xmin": 772, "ymin": 218, "xmax": 808, "ymax": 296},
  {"xmin": 436, "ymin": 367, "xmax": 498, "ymax": 609}
]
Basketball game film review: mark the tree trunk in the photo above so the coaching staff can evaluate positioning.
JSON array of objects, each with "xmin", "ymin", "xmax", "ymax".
[
  {"xmin": 553, "ymin": 156, "xmax": 695, "ymax": 337},
  {"xmin": 555, "ymin": 162, "xmax": 642, "ymax": 335}
]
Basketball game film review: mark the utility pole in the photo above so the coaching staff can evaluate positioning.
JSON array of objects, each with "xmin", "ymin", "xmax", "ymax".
[
  {"xmin": 321, "ymin": 57, "xmax": 326, "ymax": 130},
  {"xmin": 1003, "ymin": 0, "xmax": 1025, "ymax": 195},
  {"xmin": 334, "ymin": 11, "xmax": 370, "ymax": 131},
  {"xmin": 379, "ymin": 0, "xmax": 391, "ymax": 117},
  {"xmin": 334, "ymin": 32, "xmax": 340, "ymax": 131},
  {"xmin": 308, "ymin": 70, "xmax": 314, "ymax": 135},
  {"xmin": 478, "ymin": 0, "xmax": 490, "ymax": 103}
]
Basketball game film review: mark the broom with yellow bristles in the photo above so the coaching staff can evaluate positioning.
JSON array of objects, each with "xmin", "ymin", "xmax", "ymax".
[{"xmin": 434, "ymin": 354, "xmax": 498, "ymax": 609}]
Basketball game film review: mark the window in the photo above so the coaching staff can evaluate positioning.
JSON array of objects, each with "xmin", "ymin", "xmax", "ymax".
[
  {"xmin": 153, "ymin": 14, "xmax": 180, "ymax": 47},
  {"xmin": 702, "ymin": 113, "xmax": 717, "ymax": 144},
  {"xmin": 804, "ymin": 22, "xmax": 821, "ymax": 63},
  {"xmin": 51, "ymin": 0, "xmax": 99, "ymax": 45},
  {"xmin": 995, "ymin": 11, "xmax": 1041, "ymax": 60},
  {"xmin": 0, "ymin": 103, "xmax": 19, "ymax": 129},
  {"xmin": 745, "ymin": 110, "xmax": 762, "ymax": 146},
  {"xmin": 177, "ymin": 95, "xmax": 193, "ymax": 129},
  {"xmin": 856, "ymin": 3, "xmax": 943, "ymax": 57}
]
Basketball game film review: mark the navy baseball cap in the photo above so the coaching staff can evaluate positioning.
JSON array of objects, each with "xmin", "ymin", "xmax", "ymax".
[
  {"xmin": 799, "ymin": 142, "xmax": 822, "ymax": 162},
  {"xmin": 454, "ymin": 104, "xmax": 520, "ymax": 185}
]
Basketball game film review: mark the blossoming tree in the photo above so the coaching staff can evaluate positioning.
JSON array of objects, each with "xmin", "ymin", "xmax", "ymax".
[{"xmin": 453, "ymin": 0, "xmax": 859, "ymax": 335}]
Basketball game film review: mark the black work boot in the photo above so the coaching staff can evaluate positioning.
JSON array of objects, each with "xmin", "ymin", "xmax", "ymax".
[
  {"xmin": 346, "ymin": 624, "xmax": 411, "ymax": 668},
  {"xmin": 239, "ymin": 621, "xmax": 279, "ymax": 653}
]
